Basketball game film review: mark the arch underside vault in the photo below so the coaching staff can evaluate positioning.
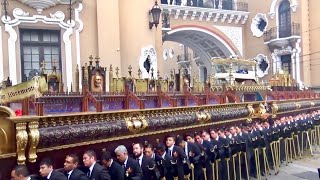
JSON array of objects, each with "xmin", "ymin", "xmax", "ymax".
[{"xmin": 163, "ymin": 29, "xmax": 234, "ymax": 74}]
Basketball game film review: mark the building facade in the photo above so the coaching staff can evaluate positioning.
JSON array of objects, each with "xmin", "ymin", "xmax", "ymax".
[{"xmin": 0, "ymin": 0, "xmax": 319, "ymax": 91}]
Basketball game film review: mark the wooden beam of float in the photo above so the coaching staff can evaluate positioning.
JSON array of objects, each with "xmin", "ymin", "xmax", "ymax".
[{"xmin": 1, "ymin": 98, "xmax": 320, "ymax": 166}]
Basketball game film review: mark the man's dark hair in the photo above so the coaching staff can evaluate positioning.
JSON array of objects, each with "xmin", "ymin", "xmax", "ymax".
[
  {"xmin": 40, "ymin": 158, "xmax": 53, "ymax": 167},
  {"xmin": 101, "ymin": 151, "xmax": 112, "ymax": 161},
  {"xmin": 84, "ymin": 150, "xmax": 97, "ymax": 160},
  {"xmin": 184, "ymin": 133, "xmax": 193, "ymax": 140},
  {"xmin": 133, "ymin": 142, "xmax": 144, "ymax": 149},
  {"xmin": 194, "ymin": 132, "xmax": 200, "ymax": 137},
  {"xmin": 166, "ymin": 134, "xmax": 176, "ymax": 141},
  {"xmin": 13, "ymin": 165, "xmax": 29, "ymax": 177},
  {"xmin": 175, "ymin": 136, "xmax": 184, "ymax": 145},
  {"xmin": 67, "ymin": 154, "xmax": 80, "ymax": 164},
  {"xmin": 156, "ymin": 143, "xmax": 166, "ymax": 152},
  {"xmin": 145, "ymin": 143, "xmax": 153, "ymax": 150}
]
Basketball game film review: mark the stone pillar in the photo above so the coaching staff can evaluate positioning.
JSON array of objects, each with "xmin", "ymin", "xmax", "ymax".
[{"xmin": 119, "ymin": 0, "xmax": 159, "ymax": 77}]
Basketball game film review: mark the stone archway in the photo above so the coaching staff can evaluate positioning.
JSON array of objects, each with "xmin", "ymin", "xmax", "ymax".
[{"xmin": 163, "ymin": 25, "xmax": 239, "ymax": 75}]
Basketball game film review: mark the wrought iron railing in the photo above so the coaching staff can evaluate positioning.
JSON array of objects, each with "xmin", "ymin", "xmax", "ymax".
[
  {"xmin": 162, "ymin": 0, "xmax": 248, "ymax": 12},
  {"xmin": 263, "ymin": 23, "xmax": 301, "ymax": 42}
]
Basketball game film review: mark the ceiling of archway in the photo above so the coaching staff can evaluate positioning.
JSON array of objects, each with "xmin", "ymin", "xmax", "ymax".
[{"xmin": 163, "ymin": 30, "xmax": 232, "ymax": 68}]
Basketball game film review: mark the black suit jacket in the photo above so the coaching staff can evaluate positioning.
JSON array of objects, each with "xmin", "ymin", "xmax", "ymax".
[
  {"xmin": 48, "ymin": 170, "xmax": 68, "ymax": 180},
  {"xmin": 108, "ymin": 160, "xmax": 124, "ymax": 180},
  {"xmin": 167, "ymin": 145, "xmax": 187, "ymax": 180},
  {"xmin": 68, "ymin": 168, "xmax": 89, "ymax": 180},
  {"xmin": 186, "ymin": 142, "xmax": 201, "ymax": 164},
  {"xmin": 155, "ymin": 152, "xmax": 174, "ymax": 180},
  {"xmin": 89, "ymin": 163, "xmax": 111, "ymax": 180},
  {"xmin": 140, "ymin": 155, "xmax": 157, "ymax": 180},
  {"xmin": 124, "ymin": 157, "xmax": 143, "ymax": 180},
  {"xmin": 184, "ymin": 142, "xmax": 202, "ymax": 175}
]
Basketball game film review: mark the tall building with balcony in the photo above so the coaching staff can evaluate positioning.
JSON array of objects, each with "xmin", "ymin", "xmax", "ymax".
[{"xmin": 0, "ymin": 0, "xmax": 318, "ymax": 90}]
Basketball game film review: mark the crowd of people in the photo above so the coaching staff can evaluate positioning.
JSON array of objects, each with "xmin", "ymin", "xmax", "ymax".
[{"xmin": 10, "ymin": 110, "xmax": 320, "ymax": 180}]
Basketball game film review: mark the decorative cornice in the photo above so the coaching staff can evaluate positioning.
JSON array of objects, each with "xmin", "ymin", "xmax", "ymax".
[
  {"xmin": 161, "ymin": 4, "xmax": 250, "ymax": 25},
  {"xmin": 18, "ymin": 0, "xmax": 78, "ymax": 14}
]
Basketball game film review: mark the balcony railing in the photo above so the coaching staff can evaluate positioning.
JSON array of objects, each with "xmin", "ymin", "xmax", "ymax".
[
  {"xmin": 263, "ymin": 23, "xmax": 301, "ymax": 42},
  {"xmin": 161, "ymin": 0, "xmax": 248, "ymax": 12}
]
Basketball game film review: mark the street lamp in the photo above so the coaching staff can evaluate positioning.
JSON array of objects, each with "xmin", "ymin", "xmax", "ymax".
[{"xmin": 149, "ymin": 1, "xmax": 162, "ymax": 29}]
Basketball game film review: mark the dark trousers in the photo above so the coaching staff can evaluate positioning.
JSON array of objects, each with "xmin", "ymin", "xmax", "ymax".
[{"xmin": 205, "ymin": 162, "xmax": 213, "ymax": 180}]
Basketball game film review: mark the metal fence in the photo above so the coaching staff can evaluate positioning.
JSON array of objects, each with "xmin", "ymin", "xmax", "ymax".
[
  {"xmin": 263, "ymin": 23, "xmax": 301, "ymax": 42},
  {"xmin": 162, "ymin": 0, "xmax": 248, "ymax": 12}
]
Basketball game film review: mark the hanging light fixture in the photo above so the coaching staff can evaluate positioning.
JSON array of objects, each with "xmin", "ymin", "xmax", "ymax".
[{"xmin": 149, "ymin": 1, "xmax": 162, "ymax": 29}]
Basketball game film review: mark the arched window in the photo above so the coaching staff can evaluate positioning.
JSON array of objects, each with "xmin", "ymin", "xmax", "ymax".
[{"xmin": 278, "ymin": 0, "xmax": 291, "ymax": 38}]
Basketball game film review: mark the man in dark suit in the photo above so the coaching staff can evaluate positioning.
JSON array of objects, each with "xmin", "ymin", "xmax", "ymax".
[
  {"xmin": 39, "ymin": 158, "xmax": 67, "ymax": 180},
  {"xmin": 155, "ymin": 143, "xmax": 174, "ymax": 180},
  {"xmin": 83, "ymin": 150, "xmax": 111, "ymax": 180},
  {"xmin": 166, "ymin": 134, "xmax": 187, "ymax": 180},
  {"xmin": 114, "ymin": 145, "xmax": 143, "ymax": 180},
  {"xmin": 101, "ymin": 151, "xmax": 124, "ymax": 180},
  {"xmin": 197, "ymin": 131, "xmax": 214, "ymax": 180},
  {"xmin": 176, "ymin": 136, "xmax": 203, "ymax": 180},
  {"xmin": 132, "ymin": 142, "xmax": 157, "ymax": 180},
  {"xmin": 11, "ymin": 165, "xmax": 36, "ymax": 180},
  {"xmin": 144, "ymin": 143, "xmax": 161, "ymax": 179},
  {"xmin": 64, "ymin": 154, "xmax": 89, "ymax": 180}
]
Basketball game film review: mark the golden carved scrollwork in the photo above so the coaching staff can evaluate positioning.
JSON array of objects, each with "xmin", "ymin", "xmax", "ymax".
[
  {"xmin": 125, "ymin": 112, "xmax": 148, "ymax": 133},
  {"xmin": 271, "ymin": 103, "xmax": 278, "ymax": 118},
  {"xmin": 16, "ymin": 122, "xmax": 28, "ymax": 165},
  {"xmin": 196, "ymin": 108, "xmax": 211, "ymax": 123},
  {"xmin": 247, "ymin": 104, "xmax": 254, "ymax": 117},
  {"xmin": 257, "ymin": 103, "xmax": 267, "ymax": 115},
  {"xmin": 0, "ymin": 128, "xmax": 8, "ymax": 155},
  {"xmin": 28, "ymin": 121, "xmax": 39, "ymax": 163},
  {"xmin": 246, "ymin": 118, "xmax": 252, "ymax": 123},
  {"xmin": 310, "ymin": 101, "xmax": 315, "ymax": 107},
  {"xmin": 294, "ymin": 102, "xmax": 301, "ymax": 109}
]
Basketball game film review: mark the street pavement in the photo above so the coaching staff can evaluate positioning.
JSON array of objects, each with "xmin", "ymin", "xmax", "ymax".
[{"xmin": 250, "ymin": 147, "xmax": 320, "ymax": 180}]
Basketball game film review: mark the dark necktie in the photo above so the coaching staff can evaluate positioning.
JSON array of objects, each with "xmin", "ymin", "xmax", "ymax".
[{"xmin": 168, "ymin": 149, "xmax": 172, "ymax": 156}]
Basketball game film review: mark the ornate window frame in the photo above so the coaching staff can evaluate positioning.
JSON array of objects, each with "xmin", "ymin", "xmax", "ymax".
[
  {"xmin": 139, "ymin": 45, "xmax": 158, "ymax": 79},
  {"xmin": 250, "ymin": 13, "xmax": 268, "ymax": 37},
  {"xmin": 1, "ymin": 3, "xmax": 83, "ymax": 90},
  {"xmin": 269, "ymin": 0, "xmax": 298, "ymax": 19},
  {"xmin": 255, "ymin": 54, "xmax": 270, "ymax": 78}
]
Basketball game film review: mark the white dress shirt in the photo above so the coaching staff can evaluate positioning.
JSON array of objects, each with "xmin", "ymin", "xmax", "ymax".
[
  {"xmin": 137, "ymin": 154, "xmax": 143, "ymax": 167},
  {"xmin": 47, "ymin": 170, "xmax": 53, "ymax": 180},
  {"xmin": 88, "ymin": 162, "xmax": 96, "ymax": 177},
  {"xmin": 67, "ymin": 170, "xmax": 73, "ymax": 180}
]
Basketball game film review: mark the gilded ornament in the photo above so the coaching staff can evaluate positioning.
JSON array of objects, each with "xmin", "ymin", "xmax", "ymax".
[
  {"xmin": 247, "ymin": 104, "xmax": 254, "ymax": 117},
  {"xmin": 16, "ymin": 122, "xmax": 28, "ymax": 165},
  {"xmin": 196, "ymin": 108, "xmax": 211, "ymax": 123},
  {"xmin": 271, "ymin": 103, "xmax": 278, "ymax": 118},
  {"xmin": 125, "ymin": 112, "xmax": 148, "ymax": 133},
  {"xmin": 28, "ymin": 121, "xmax": 39, "ymax": 163},
  {"xmin": 0, "ymin": 128, "xmax": 8, "ymax": 155}
]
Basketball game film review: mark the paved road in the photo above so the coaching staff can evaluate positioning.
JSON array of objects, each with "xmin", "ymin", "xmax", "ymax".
[{"xmin": 250, "ymin": 147, "xmax": 320, "ymax": 180}]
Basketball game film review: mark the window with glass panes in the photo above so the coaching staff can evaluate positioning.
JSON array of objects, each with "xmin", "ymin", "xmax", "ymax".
[{"xmin": 20, "ymin": 29, "xmax": 61, "ymax": 80}]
